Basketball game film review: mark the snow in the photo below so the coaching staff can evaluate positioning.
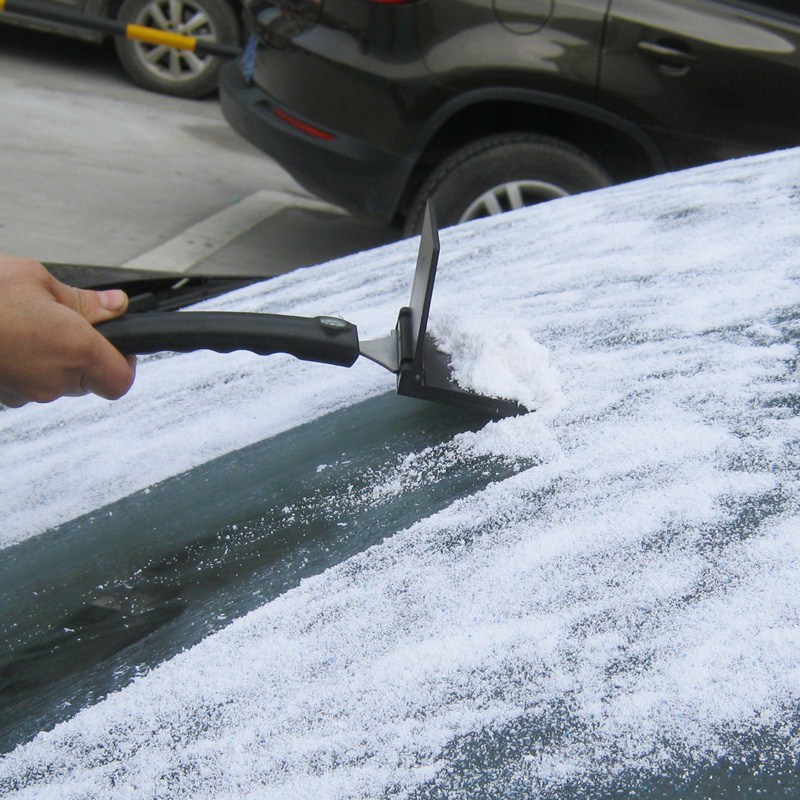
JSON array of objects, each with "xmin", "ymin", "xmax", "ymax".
[
  {"xmin": 431, "ymin": 314, "xmax": 565, "ymax": 415},
  {"xmin": 3, "ymin": 148, "xmax": 800, "ymax": 796}
]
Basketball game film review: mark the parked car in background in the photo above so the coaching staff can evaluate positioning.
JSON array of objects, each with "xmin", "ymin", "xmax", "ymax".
[
  {"xmin": 1, "ymin": 148, "xmax": 800, "ymax": 797},
  {"xmin": 0, "ymin": 0, "xmax": 240, "ymax": 96},
  {"xmin": 220, "ymin": 0, "xmax": 800, "ymax": 232}
]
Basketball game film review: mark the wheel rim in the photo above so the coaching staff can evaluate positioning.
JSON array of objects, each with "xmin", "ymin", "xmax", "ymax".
[
  {"xmin": 132, "ymin": 0, "xmax": 217, "ymax": 84},
  {"xmin": 459, "ymin": 180, "xmax": 570, "ymax": 223}
]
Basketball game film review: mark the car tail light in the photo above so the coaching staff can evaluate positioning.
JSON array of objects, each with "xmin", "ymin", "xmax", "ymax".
[{"xmin": 272, "ymin": 108, "xmax": 336, "ymax": 141}]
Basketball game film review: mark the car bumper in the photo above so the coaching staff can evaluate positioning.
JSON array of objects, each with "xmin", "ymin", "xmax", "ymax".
[{"xmin": 219, "ymin": 61, "xmax": 413, "ymax": 221}]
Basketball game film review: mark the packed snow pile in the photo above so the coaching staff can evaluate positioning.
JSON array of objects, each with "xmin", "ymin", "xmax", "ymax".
[
  {"xmin": 2, "ymin": 149, "xmax": 800, "ymax": 798},
  {"xmin": 430, "ymin": 312, "xmax": 565, "ymax": 414}
]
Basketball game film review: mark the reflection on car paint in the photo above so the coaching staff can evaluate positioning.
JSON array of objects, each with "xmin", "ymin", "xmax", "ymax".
[{"xmin": 239, "ymin": 32, "xmax": 258, "ymax": 83}]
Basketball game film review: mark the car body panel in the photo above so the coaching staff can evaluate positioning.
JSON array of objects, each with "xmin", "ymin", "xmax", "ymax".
[
  {"xmin": 2, "ymin": 150, "xmax": 800, "ymax": 795},
  {"xmin": 600, "ymin": 0, "xmax": 800, "ymax": 167},
  {"xmin": 0, "ymin": 0, "xmax": 109, "ymax": 42},
  {"xmin": 245, "ymin": 1, "xmax": 432, "ymax": 153},
  {"xmin": 422, "ymin": 0, "xmax": 610, "ymax": 103},
  {"xmin": 219, "ymin": 63, "xmax": 416, "ymax": 216}
]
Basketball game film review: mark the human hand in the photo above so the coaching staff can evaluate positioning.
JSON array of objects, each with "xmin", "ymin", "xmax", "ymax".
[{"xmin": 0, "ymin": 255, "xmax": 136, "ymax": 407}]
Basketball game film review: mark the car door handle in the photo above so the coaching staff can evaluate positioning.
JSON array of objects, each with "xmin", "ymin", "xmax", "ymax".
[{"xmin": 637, "ymin": 40, "xmax": 697, "ymax": 75}]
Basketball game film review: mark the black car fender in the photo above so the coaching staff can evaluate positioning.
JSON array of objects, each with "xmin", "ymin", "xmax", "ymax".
[{"xmin": 400, "ymin": 85, "xmax": 669, "ymax": 209}]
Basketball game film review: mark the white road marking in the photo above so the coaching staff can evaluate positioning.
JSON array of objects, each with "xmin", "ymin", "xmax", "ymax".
[{"xmin": 121, "ymin": 189, "xmax": 345, "ymax": 273}]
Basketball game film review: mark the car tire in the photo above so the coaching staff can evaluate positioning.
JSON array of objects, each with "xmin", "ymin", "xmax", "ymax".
[
  {"xmin": 403, "ymin": 134, "xmax": 613, "ymax": 235},
  {"xmin": 114, "ymin": 0, "xmax": 239, "ymax": 98}
]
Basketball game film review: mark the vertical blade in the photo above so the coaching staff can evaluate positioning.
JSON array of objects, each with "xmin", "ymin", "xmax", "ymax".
[
  {"xmin": 395, "ymin": 202, "xmax": 529, "ymax": 418},
  {"xmin": 406, "ymin": 203, "xmax": 440, "ymax": 364}
]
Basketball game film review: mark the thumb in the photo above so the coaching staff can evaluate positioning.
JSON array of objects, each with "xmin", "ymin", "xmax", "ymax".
[
  {"xmin": 52, "ymin": 281, "xmax": 129, "ymax": 325},
  {"xmin": 90, "ymin": 288, "xmax": 129, "ymax": 323}
]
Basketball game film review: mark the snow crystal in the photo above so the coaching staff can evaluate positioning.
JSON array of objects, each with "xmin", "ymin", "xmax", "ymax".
[{"xmin": 3, "ymin": 149, "xmax": 800, "ymax": 798}]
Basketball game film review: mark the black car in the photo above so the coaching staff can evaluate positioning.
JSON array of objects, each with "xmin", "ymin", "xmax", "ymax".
[{"xmin": 219, "ymin": 0, "xmax": 800, "ymax": 232}]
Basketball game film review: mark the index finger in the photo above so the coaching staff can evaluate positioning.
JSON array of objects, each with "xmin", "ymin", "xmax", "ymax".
[{"xmin": 80, "ymin": 333, "xmax": 137, "ymax": 400}]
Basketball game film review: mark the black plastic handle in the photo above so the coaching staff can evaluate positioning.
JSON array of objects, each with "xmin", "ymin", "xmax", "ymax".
[{"xmin": 97, "ymin": 312, "xmax": 360, "ymax": 367}]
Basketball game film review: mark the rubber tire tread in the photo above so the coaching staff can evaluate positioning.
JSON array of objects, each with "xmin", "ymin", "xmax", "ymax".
[
  {"xmin": 404, "ymin": 133, "xmax": 612, "ymax": 236},
  {"xmin": 114, "ymin": 0, "xmax": 239, "ymax": 98}
]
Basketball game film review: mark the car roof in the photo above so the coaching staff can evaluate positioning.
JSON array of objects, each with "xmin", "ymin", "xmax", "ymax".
[{"xmin": 2, "ymin": 148, "xmax": 800, "ymax": 797}]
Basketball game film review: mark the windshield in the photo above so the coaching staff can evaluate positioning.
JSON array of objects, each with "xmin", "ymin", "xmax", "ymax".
[
  {"xmin": 0, "ymin": 394, "xmax": 527, "ymax": 750},
  {"xmin": 2, "ymin": 148, "xmax": 800, "ymax": 798}
]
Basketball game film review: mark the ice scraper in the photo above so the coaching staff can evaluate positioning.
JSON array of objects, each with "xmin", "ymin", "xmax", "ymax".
[{"xmin": 98, "ymin": 204, "xmax": 526, "ymax": 418}]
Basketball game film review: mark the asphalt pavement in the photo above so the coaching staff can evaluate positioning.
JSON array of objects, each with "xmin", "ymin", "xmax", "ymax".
[{"xmin": 0, "ymin": 26, "xmax": 398, "ymax": 277}]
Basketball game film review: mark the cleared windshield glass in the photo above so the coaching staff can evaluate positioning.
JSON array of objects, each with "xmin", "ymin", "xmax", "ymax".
[{"xmin": 0, "ymin": 394, "xmax": 528, "ymax": 750}]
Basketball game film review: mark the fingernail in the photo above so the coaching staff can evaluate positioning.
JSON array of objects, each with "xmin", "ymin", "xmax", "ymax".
[{"xmin": 99, "ymin": 289, "xmax": 126, "ymax": 312}]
